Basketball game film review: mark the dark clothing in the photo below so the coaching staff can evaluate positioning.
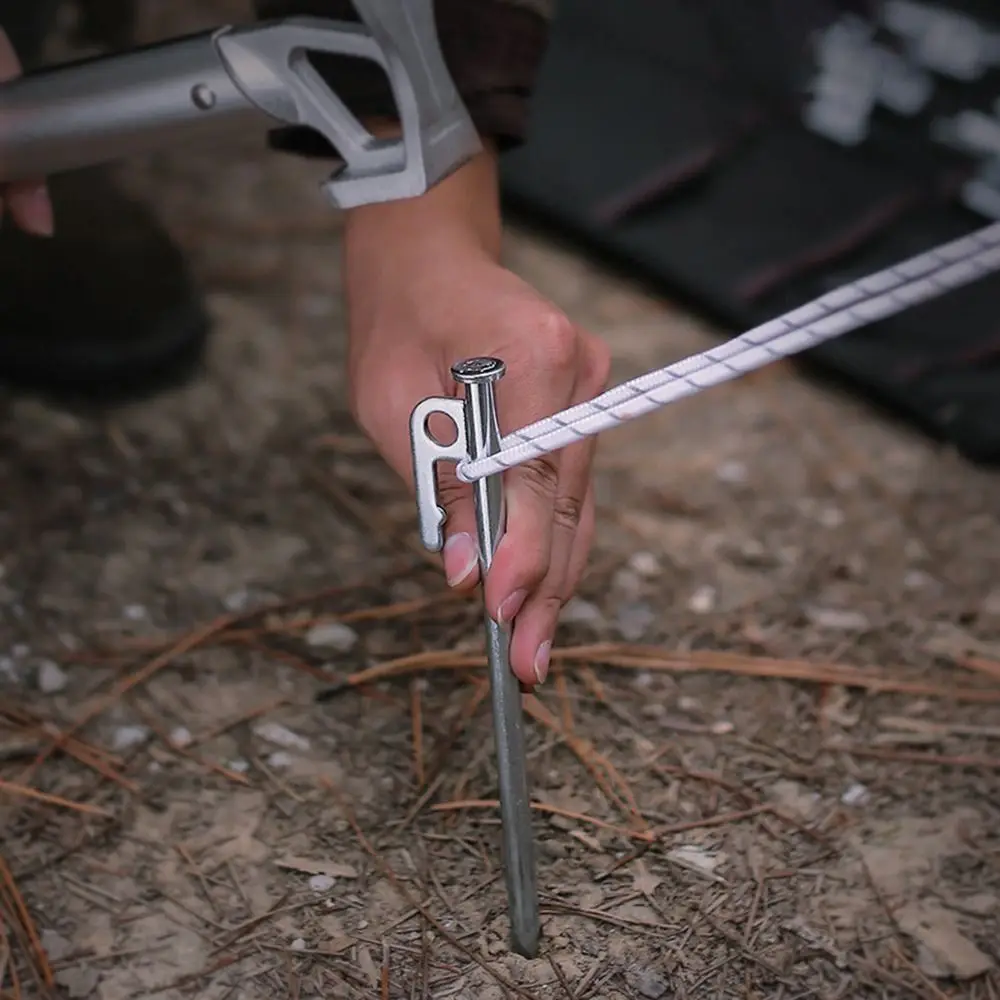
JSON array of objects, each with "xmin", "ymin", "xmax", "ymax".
[
  {"xmin": 253, "ymin": 0, "xmax": 555, "ymax": 155},
  {"xmin": 0, "ymin": 0, "xmax": 61, "ymax": 67}
]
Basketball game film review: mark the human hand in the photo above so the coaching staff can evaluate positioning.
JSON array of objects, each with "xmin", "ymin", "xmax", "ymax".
[
  {"xmin": 343, "ymin": 149, "xmax": 610, "ymax": 688},
  {"xmin": 0, "ymin": 26, "xmax": 54, "ymax": 235}
]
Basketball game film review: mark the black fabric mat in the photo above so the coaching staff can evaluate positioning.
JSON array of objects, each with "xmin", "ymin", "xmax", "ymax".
[{"xmin": 500, "ymin": 0, "xmax": 1000, "ymax": 462}]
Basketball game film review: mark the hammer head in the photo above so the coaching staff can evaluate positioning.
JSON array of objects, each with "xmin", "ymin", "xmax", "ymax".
[
  {"xmin": 224, "ymin": 0, "xmax": 482, "ymax": 209},
  {"xmin": 327, "ymin": 0, "xmax": 483, "ymax": 207}
]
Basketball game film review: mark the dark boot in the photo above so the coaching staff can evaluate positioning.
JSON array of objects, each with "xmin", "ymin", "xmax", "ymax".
[
  {"xmin": 0, "ymin": 169, "xmax": 211, "ymax": 402},
  {"xmin": 0, "ymin": 0, "xmax": 211, "ymax": 404}
]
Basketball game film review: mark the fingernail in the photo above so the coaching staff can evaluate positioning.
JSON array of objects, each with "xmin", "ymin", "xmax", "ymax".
[
  {"xmin": 497, "ymin": 589, "xmax": 527, "ymax": 625},
  {"xmin": 24, "ymin": 184, "xmax": 55, "ymax": 236},
  {"xmin": 533, "ymin": 640, "xmax": 551, "ymax": 686},
  {"xmin": 22, "ymin": 184, "xmax": 54, "ymax": 237},
  {"xmin": 443, "ymin": 532, "xmax": 478, "ymax": 587}
]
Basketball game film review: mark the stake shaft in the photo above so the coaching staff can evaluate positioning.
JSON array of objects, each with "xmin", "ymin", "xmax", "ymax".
[{"xmin": 452, "ymin": 357, "xmax": 539, "ymax": 958}]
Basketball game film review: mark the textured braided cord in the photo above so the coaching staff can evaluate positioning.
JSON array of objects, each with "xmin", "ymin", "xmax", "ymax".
[{"xmin": 456, "ymin": 221, "xmax": 1000, "ymax": 483}]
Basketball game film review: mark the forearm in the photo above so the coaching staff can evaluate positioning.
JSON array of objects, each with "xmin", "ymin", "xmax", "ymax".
[{"xmin": 342, "ymin": 143, "xmax": 503, "ymax": 337}]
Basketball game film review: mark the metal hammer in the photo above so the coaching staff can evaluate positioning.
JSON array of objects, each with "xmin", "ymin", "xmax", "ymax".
[{"xmin": 0, "ymin": 0, "xmax": 481, "ymax": 208}]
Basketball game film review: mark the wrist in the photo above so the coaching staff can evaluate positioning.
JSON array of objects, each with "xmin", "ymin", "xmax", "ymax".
[{"xmin": 342, "ymin": 140, "xmax": 503, "ymax": 269}]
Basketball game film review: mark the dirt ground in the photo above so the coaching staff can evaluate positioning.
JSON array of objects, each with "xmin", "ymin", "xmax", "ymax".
[{"xmin": 3, "ymin": 4, "xmax": 1000, "ymax": 999}]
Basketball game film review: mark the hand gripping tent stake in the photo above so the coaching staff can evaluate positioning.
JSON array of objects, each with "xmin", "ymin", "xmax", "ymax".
[
  {"xmin": 409, "ymin": 358, "xmax": 541, "ymax": 959},
  {"xmin": 409, "ymin": 219, "xmax": 1000, "ymax": 957}
]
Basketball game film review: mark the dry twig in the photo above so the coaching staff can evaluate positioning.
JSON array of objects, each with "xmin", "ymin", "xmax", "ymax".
[
  {"xmin": 336, "ymin": 643, "xmax": 1000, "ymax": 704},
  {"xmin": 0, "ymin": 780, "xmax": 111, "ymax": 818}
]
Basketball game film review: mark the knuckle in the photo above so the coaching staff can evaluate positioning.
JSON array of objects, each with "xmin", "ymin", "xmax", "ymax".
[
  {"xmin": 347, "ymin": 362, "xmax": 378, "ymax": 432},
  {"xmin": 530, "ymin": 307, "xmax": 579, "ymax": 369},
  {"xmin": 587, "ymin": 336, "xmax": 613, "ymax": 391},
  {"xmin": 516, "ymin": 453, "xmax": 561, "ymax": 501},
  {"xmin": 552, "ymin": 494, "xmax": 585, "ymax": 533},
  {"xmin": 435, "ymin": 473, "xmax": 468, "ymax": 512},
  {"xmin": 349, "ymin": 389, "xmax": 373, "ymax": 435},
  {"xmin": 523, "ymin": 547, "xmax": 551, "ymax": 589},
  {"xmin": 537, "ymin": 590, "xmax": 568, "ymax": 620}
]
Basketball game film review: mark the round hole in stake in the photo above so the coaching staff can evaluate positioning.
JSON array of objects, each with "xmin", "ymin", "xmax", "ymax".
[{"xmin": 424, "ymin": 411, "xmax": 459, "ymax": 448}]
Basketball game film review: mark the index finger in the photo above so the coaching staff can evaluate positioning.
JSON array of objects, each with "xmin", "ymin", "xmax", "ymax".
[
  {"xmin": 0, "ymin": 26, "xmax": 21, "ymax": 80},
  {"xmin": 0, "ymin": 27, "xmax": 53, "ymax": 236},
  {"xmin": 482, "ymin": 311, "xmax": 580, "ymax": 619}
]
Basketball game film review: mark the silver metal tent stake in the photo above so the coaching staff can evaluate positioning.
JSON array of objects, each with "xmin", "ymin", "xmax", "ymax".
[{"xmin": 410, "ymin": 357, "xmax": 540, "ymax": 958}]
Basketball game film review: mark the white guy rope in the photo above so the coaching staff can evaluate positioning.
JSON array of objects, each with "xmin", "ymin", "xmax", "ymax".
[{"xmin": 456, "ymin": 221, "xmax": 1000, "ymax": 483}]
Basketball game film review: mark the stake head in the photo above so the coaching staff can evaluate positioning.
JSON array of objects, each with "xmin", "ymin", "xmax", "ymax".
[{"xmin": 451, "ymin": 357, "xmax": 506, "ymax": 385}]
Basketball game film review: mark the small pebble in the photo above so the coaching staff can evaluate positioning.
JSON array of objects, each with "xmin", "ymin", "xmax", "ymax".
[
  {"xmin": 305, "ymin": 622, "xmax": 358, "ymax": 652},
  {"xmin": 841, "ymin": 782, "xmax": 870, "ymax": 806},
  {"xmin": 390, "ymin": 579, "xmax": 425, "ymax": 602},
  {"xmin": 628, "ymin": 551, "xmax": 662, "ymax": 579},
  {"xmin": 818, "ymin": 506, "xmax": 845, "ymax": 528},
  {"xmin": 290, "ymin": 938, "xmax": 306, "ymax": 951},
  {"xmin": 308, "ymin": 874, "xmax": 336, "ymax": 892},
  {"xmin": 688, "ymin": 585, "xmax": 717, "ymax": 614},
  {"xmin": 710, "ymin": 720, "xmax": 735, "ymax": 735},
  {"xmin": 716, "ymin": 460, "xmax": 747, "ymax": 484},
  {"xmin": 950, "ymin": 892, "xmax": 998, "ymax": 917},
  {"xmin": 635, "ymin": 968, "xmax": 671, "ymax": 998},
  {"xmin": 55, "ymin": 965, "xmax": 100, "ymax": 999},
  {"xmin": 254, "ymin": 722, "xmax": 310, "ymax": 751},
  {"xmin": 0, "ymin": 656, "xmax": 19, "ymax": 684},
  {"xmin": 667, "ymin": 844, "xmax": 725, "ymax": 874},
  {"xmin": 223, "ymin": 589, "xmax": 251, "ymax": 613},
  {"xmin": 615, "ymin": 602, "xmax": 655, "ymax": 641},
  {"xmin": 733, "ymin": 538, "xmax": 769, "ymax": 565},
  {"xmin": 229, "ymin": 759, "xmax": 250, "ymax": 773},
  {"xmin": 40, "ymin": 930, "xmax": 72, "ymax": 961},
  {"xmin": 302, "ymin": 294, "xmax": 334, "ymax": 318},
  {"xmin": 36, "ymin": 660, "xmax": 68, "ymax": 694},
  {"xmin": 981, "ymin": 587, "xmax": 1000, "ymax": 616},
  {"xmin": 806, "ymin": 606, "xmax": 870, "ymax": 631},
  {"xmin": 112, "ymin": 725, "xmax": 151, "ymax": 751},
  {"xmin": 904, "ymin": 570, "xmax": 934, "ymax": 591},
  {"xmin": 611, "ymin": 568, "xmax": 643, "ymax": 597},
  {"xmin": 169, "ymin": 726, "xmax": 193, "ymax": 749},
  {"xmin": 267, "ymin": 751, "xmax": 293, "ymax": 769},
  {"xmin": 123, "ymin": 604, "xmax": 147, "ymax": 621},
  {"xmin": 560, "ymin": 597, "xmax": 604, "ymax": 627}
]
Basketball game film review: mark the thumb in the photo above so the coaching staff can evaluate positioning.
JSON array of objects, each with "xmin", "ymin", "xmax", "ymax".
[
  {"xmin": 435, "ymin": 459, "xmax": 482, "ymax": 592},
  {"xmin": 0, "ymin": 27, "xmax": 53, "ymax": 238},
  {"xmin": 367, "ymin": 367, "xmax": 482, "ymax": 593},
  {"xmin": 0, "ymin": 27, "xmax": 21, "ymax": 80}
]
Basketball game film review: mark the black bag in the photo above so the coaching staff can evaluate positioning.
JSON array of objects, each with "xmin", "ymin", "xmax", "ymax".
[{"xmin": 501, "ymin": 0, "xmax": 1000, "ymax": 462}]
